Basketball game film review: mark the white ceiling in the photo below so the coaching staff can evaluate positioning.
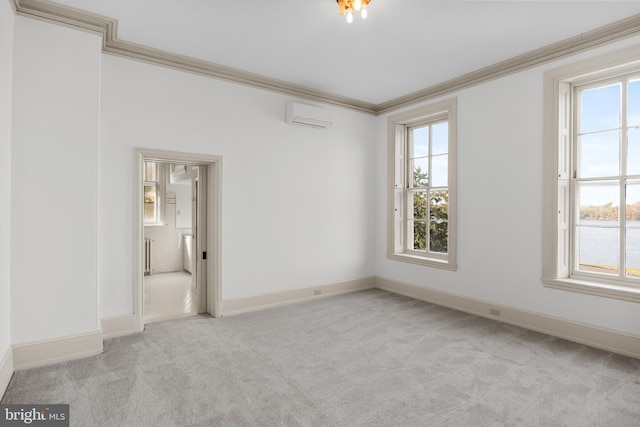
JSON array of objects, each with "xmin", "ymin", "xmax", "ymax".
[{"xmin": 53, "ymin": 0, "xmax": 640, "ymax": 105}]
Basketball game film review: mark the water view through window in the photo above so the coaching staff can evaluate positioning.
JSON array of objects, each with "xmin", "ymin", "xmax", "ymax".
[{"xmin": 575, "ymin": 77, "xmax": 640, "ymax": 279}]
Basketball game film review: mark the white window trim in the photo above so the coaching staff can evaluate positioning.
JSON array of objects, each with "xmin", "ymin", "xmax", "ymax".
[
  {"xmin": 387, "ymin": 98, "xmax": 457, "ymax": 270},
  {"xmin": 542, "ymin": 44, "xmax": 640, "ymax": 304},
  {"xmin": 144, "ymin": 162, "xmax": 166, "ymax": 226}
]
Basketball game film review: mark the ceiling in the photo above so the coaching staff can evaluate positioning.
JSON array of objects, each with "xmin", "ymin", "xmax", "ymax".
[{"xmin": 43, "ymin": 1, "xmax": 640, "ymax": 106}]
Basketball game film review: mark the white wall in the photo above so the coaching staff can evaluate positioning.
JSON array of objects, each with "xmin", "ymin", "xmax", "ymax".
[
  {"xmin": 7, "ymin": 6, "xmax": 640, "ymax": 346},
  {"xmin": 144, "ymin": 204, "xmax": 186, "ymax": 274},
  {"xmin": 99, "ymin": 55, "xmax": 377, "ymax": 318},
  {"xmin": 10, "ymin": 17, "xmax": 101, "ymax": 344},
  {"xmin": 375, "ymin": 35, "xmax": 640, "ymax": 336},
  {"xmin": 0, "ymin": 0, "xmax": 14, "ymax": 357},
  {"xmin": 171, "ymin": 179, "xmax": 192, "ymax": 230}
]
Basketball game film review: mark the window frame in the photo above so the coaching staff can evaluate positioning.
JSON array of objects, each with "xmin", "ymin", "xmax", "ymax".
[
  {"xmin": 387, "ymin": 98, "xmax": 457, "ymax": 270},
  {"xmin": 543, "ymin": 45, "xmax": 640, "ymax": 303},
  {"xmin": 143, "ymin": 161, "xmax": 164, "ymax": 226},
  {"xmin": 572, "ymin": 74, "xmax": 640, "ymax": 283}
]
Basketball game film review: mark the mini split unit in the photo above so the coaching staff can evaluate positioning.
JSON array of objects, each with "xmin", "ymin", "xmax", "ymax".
[{"xmin": 285, "ymin": 102, "xmax": 334, "ymax": 130}]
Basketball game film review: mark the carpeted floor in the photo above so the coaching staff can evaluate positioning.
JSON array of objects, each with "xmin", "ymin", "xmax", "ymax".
[{"xmin": 2, "ymin": 289, "xmax": 640, "ymax": 426}]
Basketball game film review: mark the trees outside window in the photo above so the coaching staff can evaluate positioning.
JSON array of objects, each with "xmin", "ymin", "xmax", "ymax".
[{"xmin": 388, "ymin": 99, "xmax": 457, "ymax": 270}]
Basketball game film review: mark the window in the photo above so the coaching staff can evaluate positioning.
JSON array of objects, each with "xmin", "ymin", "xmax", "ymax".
[
  {"xmin": 144, "ymin": 161, "xmax": 161, "ymax": 224},
  {"xmin": 574, "ymin": 76, "xmax": 640, "ymax": 280},
  {"xmin": 543, "ymin": 46, "xmax": 640, "ymax": 302},
  {"xmin": 387, "ymin": 98, "xmax": 457, "ymax": 270}
]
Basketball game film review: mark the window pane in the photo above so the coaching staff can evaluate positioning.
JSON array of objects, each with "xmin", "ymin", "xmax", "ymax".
[
  {"xmin": 628, "ymin": 128, "xmax": 640, "ymax": 176},
  {"xmin": 626, "ymin": 228, "xmax": 640, "ymax": 278},
  {"xmin": 144, "ymin": 162, "xmax": 157, "ymax": 182},
  {"xmin": 429, "ymin": 221, "xmax": 448, "ymax": 254},
  {"xmin": 430, "ymin": 190, "xmax": 448, "ymax": 221},
  {"xmin": 577, "ymin": 225, "xmax": 619, "ymax": 275},
  {"xmin": 580, "ymin": 83, "xmax": 620, "ymax": 133},
  {"xmin": 411, "ymin": 220, "xmax": 427, "ymax": 250},
  {"xmin": 412, "ymin": 126, "xmax": 429, "ymax": 158},
  {"xmin": 412, "ymin": 158, "xmax": 429, "ymax": 187},
  {"xmin": 577, "ymin": 131, "xmax": 620, "ymax": 178},
  {"xmin": 628, "ymin": 182, "xmax": 640, "ymax": 220},
  {"xmin": 432, "ymin": 122, "xmax": 448, "ymax": 155},
  {"xmin": 429, "ymin": 190, "xmax": 448, "ymax": 254},
  {"xmin": 413, "ymin": 191, "xmax": 427, "ymax": 220},
  {"xmin": 144, "ymin": 185, "xmax": 157, "ymax": 222},
  {"xmin": 626, "ymin": 182, "xmax": 640, "ymax": 277},
  {"xmin": 431, "ymin": 154, "xmax": 448, "ymax": 187},
  {"xmin": 629, "ymin": 79, "xmax": 640, "ymax": 127},
  {"xmin": 578, "ymin": 182, "xmax": 619, "ymax": 223}
]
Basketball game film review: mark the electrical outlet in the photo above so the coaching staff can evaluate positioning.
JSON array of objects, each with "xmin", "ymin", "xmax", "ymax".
[
  {"xmin": 314, "ymin": 289, "xmax": 322, "ymax": 295},
  {"xmin": 490, "ymin": 308, "xmax": 501, "ymax": 316}
]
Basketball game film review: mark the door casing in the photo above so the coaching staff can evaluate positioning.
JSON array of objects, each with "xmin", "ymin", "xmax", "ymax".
[{"xmin": 135, "ymin": 149, "xmax": 222, "ymax": 321}]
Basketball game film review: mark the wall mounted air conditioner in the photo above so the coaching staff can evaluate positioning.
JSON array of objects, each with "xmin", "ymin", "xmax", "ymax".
[{"xmin": 285, "ymin": 102, "xmax": 334, "ymax": 130}]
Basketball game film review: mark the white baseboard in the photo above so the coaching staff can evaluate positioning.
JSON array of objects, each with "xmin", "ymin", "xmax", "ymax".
[
  {"xmin": 150, "ymin": 268, "xmax": 182, "ymax": 275},
  {"xmin": 223, "ymin": 276, "xmax": 376, "ymax": 316},
  {"xmin": 101, "ymin": 314, "xmax": 144, "ymax": 339},
  {"xmin": 376, "ymin": 276, "xmax": 640, "ymax": 359},
  {"xmin": 12, "ymin": 331, "xmax": 104, "ymax": 371},
  {"xmin": 0, "ymin": 346, "xmax": 12, "ymax": 399}
]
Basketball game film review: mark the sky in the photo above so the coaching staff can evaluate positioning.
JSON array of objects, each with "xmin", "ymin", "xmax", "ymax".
[
  {"xmin": 411, "ymin": 122, "xmax": 449, "ymax": 188},
  {"xmin": 578, "ymin": 78, "xmax": 639, "ymax": 207}
]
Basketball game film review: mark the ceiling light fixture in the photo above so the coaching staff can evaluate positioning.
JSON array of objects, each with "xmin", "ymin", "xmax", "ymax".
[{"xmin": 337, "ymin": 0, "xmax": 370, "ymax": 23}]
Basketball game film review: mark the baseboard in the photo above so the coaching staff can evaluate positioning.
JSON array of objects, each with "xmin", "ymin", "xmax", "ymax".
[
  {"xmin": 376, "ymin": 276, "xmax": 640, "ymax": 359},
  {"xmin": 12, "ymin": 331, "xmax": 104, "ymax": 371},
  {"xmin": 150, "ymin": 268, "xmax": 182, "ymax": 275},
  {"xmin": 223, "ymin": 276, "xmax": 376, "ymax": 316},
  {"xmin": 0, "ymin": 346, "xmax": 13, "ymax": 399},
  {"xmin": 101, "ymin": 314, "xmax": 144, "ymax": 339}
]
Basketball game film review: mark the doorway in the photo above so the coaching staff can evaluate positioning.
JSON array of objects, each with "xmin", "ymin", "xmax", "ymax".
[
  {"xmin": 143, "ymin": 161, "xmax": 199, "ymax": 322},
  {"xmin": 136, "ymin": 149, "xmax": 222, "ymax": 324}
]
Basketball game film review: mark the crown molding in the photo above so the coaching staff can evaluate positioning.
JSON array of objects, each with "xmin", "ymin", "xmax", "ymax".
[
  {"xmin": 12, "ymin": 0, "xmax": 378, "ymax": 114},
  {"xmin": 376, "ymin": 13, "xmax": 640, "ymax": 115},
  {"xmin": 14, "ymin": 0, "xmax": 115, "ymax": 37},
  {"xmin": 10, "ymin": 0, "xmax": 640, "ymax": 116},
  {"xmin": 104, "ymin": 38, "xmax": 378, "ymax": 114}
]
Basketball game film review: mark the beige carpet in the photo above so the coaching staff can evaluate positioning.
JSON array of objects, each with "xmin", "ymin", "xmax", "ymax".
[{"xmin": 3, "ymin": 289, "xmax": 640, "ymax": 426}]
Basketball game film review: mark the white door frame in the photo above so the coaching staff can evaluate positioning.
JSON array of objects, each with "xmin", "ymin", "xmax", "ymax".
[{"xmin": 135, "ymin": 149, "xmax": 223, "ymax": 320}]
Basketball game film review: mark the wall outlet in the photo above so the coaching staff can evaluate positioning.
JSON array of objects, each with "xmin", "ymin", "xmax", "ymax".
[
  {"xmin": 314, "ymin": 289, "xmax": 322, "ymax": 295},
  {"xmin": 490, "ymin": 308, "xmax": 501, "ymax": 316}
]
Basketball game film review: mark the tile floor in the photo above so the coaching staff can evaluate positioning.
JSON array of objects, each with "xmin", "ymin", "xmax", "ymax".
[{"xmin": 143, "ymin": 271, "xmax": 197, "ymax": 323}]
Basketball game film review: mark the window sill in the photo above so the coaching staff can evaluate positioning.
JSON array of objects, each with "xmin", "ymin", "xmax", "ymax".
[
  {"xmin": 387, "ymin": 253, "xmax": 457, "ymax": 271},
  {"xmin": 543, "ymin": 277, "xmax": 640, "ymax": 304}
]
